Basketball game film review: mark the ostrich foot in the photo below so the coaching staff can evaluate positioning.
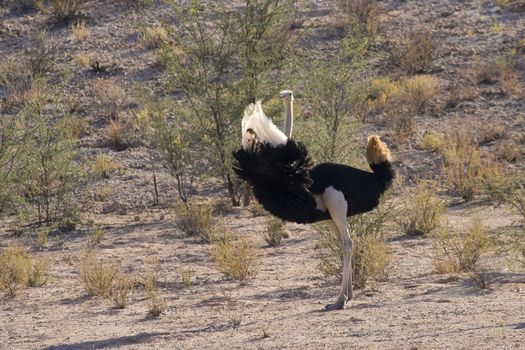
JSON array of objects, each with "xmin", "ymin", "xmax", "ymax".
[{"xmin": 324, "ymin": 300, "xmax": 347, "ymax": 311}]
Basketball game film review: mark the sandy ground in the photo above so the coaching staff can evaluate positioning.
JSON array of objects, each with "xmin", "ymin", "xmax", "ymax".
[
  {"xmin": 1, "ymin": 0, "xmax": 525, "ymax": 349},
  {"xmin": 1, "ymin": 205, "xmax": 524, "ymax": 350}
]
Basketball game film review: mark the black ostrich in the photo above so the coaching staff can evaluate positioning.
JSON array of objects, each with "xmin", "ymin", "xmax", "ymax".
[{"xmin": 233, "ymin": 90, "xmax": 395, "ymax": 310}]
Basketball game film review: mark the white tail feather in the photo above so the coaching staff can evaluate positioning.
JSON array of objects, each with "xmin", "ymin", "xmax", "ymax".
[{"xmin": 241, "ymin": 101, "xmax": 287, "ymax": 150}]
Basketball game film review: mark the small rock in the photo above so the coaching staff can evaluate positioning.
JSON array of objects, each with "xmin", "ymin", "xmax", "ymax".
[
  {"xmin": 488, "ymin": 6, "xmax": 500, "ymax": 14},
  {"xmin": 134, "ymin": 216, "xmax": 140, "ymax": 222},
  {"xmin": 159, "ymin": 214, "xmax": 165, "ymax": 221}
]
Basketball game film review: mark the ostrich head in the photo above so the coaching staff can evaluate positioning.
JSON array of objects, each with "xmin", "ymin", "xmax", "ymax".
[{"xmin": 279, "ymin": 90, "xmax": 294, "ymax": 101}]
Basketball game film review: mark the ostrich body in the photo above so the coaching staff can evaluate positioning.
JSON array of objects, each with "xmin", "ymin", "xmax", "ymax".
[{"xmin": 233, "ymin": 91, "xmax": 395, "ymax": 310}]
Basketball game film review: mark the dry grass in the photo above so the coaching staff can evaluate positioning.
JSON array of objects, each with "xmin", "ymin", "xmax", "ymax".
[
  {"xmin": 432, "ymin": 219, "xmax": 491, "ymax": 273},
  {"xmin": 421, "ymin": 131, "xmax": 445, "ymax": 152},
  {"xmin": 78, "ymin": 252, "xmax": 117, "ymax": 298},
  {"xmin": 495, "ymin": 140, "xmax": 521, "ymax": 163},
  {"xmin": 213, "ymin": 236, "xmax": 259, "ymax": 284},
  {"xmin": 390, "ymin": 27, "xmax": 439, "ymax": 75},
  {"xmin": 71, "ymin": 21, "xmax": 89, "ymax": 42},
  {"xmin": 104, "ymin": 118, "xmax": 130, "ymax": 151},
  {"xmin": 400, "ymin": 75, "xmax": 438, "ymax": 114},
  {"xmin": 141, "ymin": 259, "xmax": 166, "ymax": 318},
  {"xmin": 441, "ymin": 131, "xmax": 495, "ymax": 201},
  {"xmin": 0, "ymin": 58, "xmax": 33, "ymax": 111},
  {"xmin": 91, "ymin": 153, "xmax": 121, "ymax": 179},
  {"xmin": 262, "ymin": 217, "xmax": 288, "ymax": 247},
  {"xmin": 402, "ymin": 182, "xmax": 445, "ymax": 236},
  {"xmin": 367, "ymin": 77, "xmax": 399, "ymax": 112},
  {"xmin": 87, "ymin": 226, "xmax": 106, "ymax": 247},
  {"xmin": 111, "ymin": 273, "xmax": 133, "ymax": 309},
  {"xmin": 74, "ymin": 52, "xmax": 93, "ymax": 68},
  {"xmin": 48, "ymin": 0, "xmax": 90, "ymax": 23},
  {"xmin": 0, "ymin": 247, "xmax": 48, "ymax": 297},
  {"xmin": 93, "ymin": 79, "xmax": 127, "ymax": 120},
  {"xmin": 176, "ymin": 203, "xmax": 227, "ymax": 243},
  {"xmin": 180, "ymin": 266, "xmax": 194, "ymax": 288},
  {"xmin": 140, "ymin": 26, "xmax": 169, "ymax": 50}
]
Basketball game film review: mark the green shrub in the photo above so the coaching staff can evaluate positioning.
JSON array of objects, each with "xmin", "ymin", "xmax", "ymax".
[
  {"xmin": 262, "ymin": 217, "xmax": 288, "ymax": 247},
  {"xmin": 402, "ymin": 182, "xmax": 445, "ymax": 236},
  {"xmin": 213, "ymin": 236, "xmax": 258, "ymax": 284}
]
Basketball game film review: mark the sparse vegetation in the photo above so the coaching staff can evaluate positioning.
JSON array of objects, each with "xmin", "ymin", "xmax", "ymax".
[
  {"xmin": 48, "ymin": 0, "xmax": 90, "ymax": 23},
  {"xmin": 140, "ymin": 26, "xmax": 168, "ymax": 49},
  {"xmin": 316, "ymin": 204, "xmax": 394, "ymax": 289},
  {"xmin": 432, "ymin": 219, "xmax": 491, "ymax": 273},
  {"xmin": 71, "ymin": 21, "xmax": 88, "ymax": 42},
  {"xmin": 91, "ymin": 154, "xmax": 121, "ymax": 179},
  {"xmin": 142, "ymin": 259, "xmax": 166, "ymax": 318},
  {"xmin": 0, "ymin": 247, "xmax": 48, "ymax": 297},
  {"xmin": 111, "ymin": 273, "xmax": 133, "ymax": 309},
  {"xmin": 421, "ymin": 131, "xmax": 445, "ymax": 152},
  {"xmin": 213, "ymin": 236, "xmax": 258, "ymax": 284},
  {"xmin": 262, "ymin": 217, "xmax": 288, "ymax": 247},
  {"xmin": 87, "ymin": 226, "xmax": 106, "ymax": 247},
  {"xmin": 402, "ymin": 182, "xmax": 445, "ymax": 236},
  {"xmin": 390, "ymin": 27, "xmax": 439, "ymax": 75},
  {"xmin": 78, "ymin": 252, "xmax": 117, "ymax": 298},
  {"xmin": 176, "ymin": 203, "xmax": 227, "ymax": 243}
]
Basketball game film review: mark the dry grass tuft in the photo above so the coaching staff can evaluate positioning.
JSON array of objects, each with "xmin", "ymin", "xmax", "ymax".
[
  {"xmin": 262, "ymin": 217, "xmax": 288, "ymax": 247},
  {"xmin": 141, "ymin": 259, "xmax": 166, "ymax": 318},
  {"xmin": 400, "ymin": 75, "xmax": 439, "ymax": 114},
  {"xmin": 48, "ymin": 0, "xmax": 90, "ymax": 23},
  {"xmin": 87, "ymin": 226, "xmax": 106, "ymax": 247},
  {"xmin": 140, "ymin": 26, "xmax": 169, "ymax": 50},
  {"xmin": 111, "ymin": 273, "xmax": 133, "ymax": 309},
  {"xmin": 71, "ymin": 21, "xmax": 89, "ymax": 42},
  {"xmin": 91, "ymin": 154, "xmax": 121, "ymax": 179},
  {"xmin": 421, "ymin": 131, "xmax": 445, "ymax": 152},
  {"xmin": 78, "ymin": 252, "xmax": 117, "ymax": 298},
  {"xmin": 402, "ymin": 182, "xmax": 445, "ymax": 236},
  {"xmin": 0, "ymin": 247, "xmax": 49, "ymax": 297},
  {"xmin": 213, "ymin": 236, "xmax": 258, "ymax": 284},
  {"xmin": 94, "ymin": 79, "xmax": 127, "ymax": 120},
  {"xmin": 104, "ymin": 118, "xmax": 130, "ymax": 151},
  {"xmin": 176, "ymin": 203, "xmax": 227, "ymax": 243},
  {"xmin": 390, "ymin": 27, "xmax": 439, "ymax": 75},
  {"xmin": 432, "ymin": 219, "xmax": 491, "ymax": 273}
]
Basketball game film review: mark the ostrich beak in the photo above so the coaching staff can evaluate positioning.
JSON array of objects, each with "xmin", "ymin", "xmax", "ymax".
[{"xmin": 279, "ymin": 90, "xmax": 293, "ymax": 98}]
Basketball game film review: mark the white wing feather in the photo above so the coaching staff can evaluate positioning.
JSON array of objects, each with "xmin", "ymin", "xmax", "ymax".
[{"xmin": 241, "ymin": 101, "xmax": 288, "ymax": 150}]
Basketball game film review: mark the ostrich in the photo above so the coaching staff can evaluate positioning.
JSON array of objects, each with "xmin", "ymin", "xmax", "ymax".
[{"xmin": 232, "ymin": 90, "xmax": 395, "ymax": 310}]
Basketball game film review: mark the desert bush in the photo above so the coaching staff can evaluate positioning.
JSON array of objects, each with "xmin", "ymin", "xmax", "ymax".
[
  {"xmin": 93, "ymin": 80, "xmax": 127, "ymax": 120},
  {"xmin": 262, "ymin": 217, "xmax": 288, "ymax": 247},
  {"xmin": 36, "ymin": 229, "xmax": 49, "ymax": 247},
  {"xmin": 432, "ymin": 219, "xmax": 490, "ymax": 273},
  {"xmin": 111, "ymin": 273, "xmax": 133, "ymax": 309},
  {"xmin": 478, "ymin": 122, "xmax": 505, "ymax": 145},
  {"xmin": 87, "ymin": 226, "xmax": 105, "ymax": 247},
  {"xmin": 213, "ymin": 236, "xmax": 258, "ymax": 284},
  {"xmin": 472, "ymin": 54, "xmax": 517, "ymax": 85},
  {"xmin": 91, "ymin": 153, "xmax": 120, "ymax": 179},
  {"xmin": 135, "ymin": 94, "xmax": 195, "ymax": 202},
  {"xmin": 316, "ymin": 204, "xmax": 395, "ymax": 288},
  {"xmin": 484, "ymin": 173, "xmax": 525, "ymax": 222},
  {"xmin": 399, "ymin": 75, "xmax": 438, "ymax": 114},
  {"xmin": 141, "ymin": 259, "xmax": 166, "ymax": 317},
  {"xmin": 71, "ymin": 21, "xmax": 88, "ymax": 42},
  {"xmin": 402, "ymin": 182, "xmax": 445, "ymax": 236},
  {"xmin": 0, "ymin": 247, "xmax": 48, "ymax": 297},
  {"xmin": 104, "ymin": 118, "xmax": 130, "ymax": 151},
  {"xmin": 495, "ymin": 140, "xmax": 521, "ymax": 163},
  {"xmin": 19, "ymin": 86, "xmax": 82, "ymax": 225},
  {"xmin": 390, "ymin": 27, "xmax": 439, "ymax": 75},
  {"xmin": 74, "ymin": 53, "xmax": 93, "ymax": 68},
  {"xmin": 181, "ymin": 266, "xmax": 194, "ymax": 288},
  {"xmin": 441, "ymin": 131, "xmax": 490, "ymax": 201},
  {"xmin": 0, "ymin": 58, "xmax": 33, "ymax": 112},
  {"xmin": 140, "ymin": 26, "xmax": 168, "ymax": 50},
  {"xmin": 48, "ymin": 0, "xmax": 90, "ymax": 23},
  {"xmin": 387, "ymin": 111, "xmax": 415, "ymax": 147},
  {"xmin": 176, "ymin": 203, "xmax": 226, "ymax": 243},
  {"xmin": 78, "ymin": 252, "xmax": 117, "ymax": 297},
  {"xmin": 334, "ymin": 0, "xmax": 382, "ymax": 50},
  {"xmin": 367, "ymin": 77, "xmax": 400, "ymax": 112},
  {"xmin": 421, "ymin": 131, "xmax": 445, "ymax": 152},
  {"xmin": 297, "ymin": 45, "xmax": 367, "ymax": 164},
  {"xmin": 163, "ymin": 0, "xmax": 297, "ymax": 206}
]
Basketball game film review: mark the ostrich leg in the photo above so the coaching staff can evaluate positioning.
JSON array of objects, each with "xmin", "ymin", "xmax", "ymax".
[{"xmin": 321, "ymin": 187, "xmax": 353, "ymax": 310}]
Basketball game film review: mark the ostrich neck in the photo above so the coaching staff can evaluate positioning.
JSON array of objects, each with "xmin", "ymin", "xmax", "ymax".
[{"xmin": 283, "ymin": 99, "xmax": 293, "ymax": 138}]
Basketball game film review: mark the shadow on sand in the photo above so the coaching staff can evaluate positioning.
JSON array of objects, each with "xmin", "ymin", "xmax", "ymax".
[{"xmin": 42, "ymin": 332, "xmax": 169, "ymax": 350}]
